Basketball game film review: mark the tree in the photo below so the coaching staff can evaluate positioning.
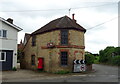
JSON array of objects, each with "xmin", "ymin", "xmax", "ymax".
[
  {"xmin": 99, "ymin": 46, "xmax": 120, "ymax": 66},
  {"xmin": 112, "ymin": 55, "xmax": 120, "ymax": 66}
]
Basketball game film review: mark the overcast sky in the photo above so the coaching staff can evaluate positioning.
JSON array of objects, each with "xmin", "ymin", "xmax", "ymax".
[{"xmin": 0, "ymin": 0, "xmax": 119, "ymax": 53}]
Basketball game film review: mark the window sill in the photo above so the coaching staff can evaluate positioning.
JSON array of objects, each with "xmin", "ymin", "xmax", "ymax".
[
  {"xmin": 61, "ymin": 65, "xmax": 68, "ymax": 67},
  {"xmin": 0, "ymin": 37, "xmax": 7, "ymax": 39},
  {"xmin": 0, "ymin": 60, "xmax": 6, "ymax": 62}
]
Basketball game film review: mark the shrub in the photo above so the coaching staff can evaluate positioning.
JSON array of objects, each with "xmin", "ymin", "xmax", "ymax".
[
  {"xmin": 94, "ymin": 56, "xmax": 99, "ymax": 64},
  {"xmin": 12, "ymin": 67, "xmax": 17, "ymax": 71},
  {"xmin": 112, "ymin": 55, "xmax": 120, "ymax": 66},
  {"xmin": 85, "ymin": 54, "xmax": 95, "ymax": 65}
]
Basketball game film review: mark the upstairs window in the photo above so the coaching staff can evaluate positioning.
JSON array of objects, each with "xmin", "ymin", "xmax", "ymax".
[
  {"xmin": 61, "ymin": 52, "xmax": 68, "ymax": 66},
  {"xmin": 61, "ymin": 29, "xmax": 68, "ymax": 45},
  {"xmin": 0, "ymin": 52, "xmax": 6, "ymax": 61},
  {"xmin": 3, "ymin": 30, "xmax": 7, "ymax": 37},
  {"xmin": 32, "ymin": 35, "xmax": 36, "ymax": 46},
  {"xmin": 0, "ymin": 30, "xmax": 7, "ymax": 38}
]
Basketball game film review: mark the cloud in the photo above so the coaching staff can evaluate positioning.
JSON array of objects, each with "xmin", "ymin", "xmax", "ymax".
[{"xmin": 0, "ymin": 0, "xmax": 118, "ymax": 53}]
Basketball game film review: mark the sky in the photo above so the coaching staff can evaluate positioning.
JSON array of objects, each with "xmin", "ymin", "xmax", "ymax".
[{"xmin": 0, "ymin": 0, "xmax": 119, "ymax": 53}]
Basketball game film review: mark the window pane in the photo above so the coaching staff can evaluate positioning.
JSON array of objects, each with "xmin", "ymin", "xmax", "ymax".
[
  {"xmin": 31, "ymin": 55, "xmax": 35, "ymax": 65},
  {"xmin": 61, "ymin": 52, "xmax": 68, "ymax": 66},
  {"xmin": 0, "ymin": 30, "xmax": 1, "ymax": 37},
  {"xmin": 3, "ymin": 30, "xmax": 7, "ymax": 37},
  {"xmin": 1, "ymin": 53, "xmax": 5, "ymax": 60},
  {"xmin": 1, "ymin": 52, "xmax": 5, "ymax": 61},
  {"xmin": 32, "ymin": 35, "xmax": 36, "ymax": 46},
  {"xmin": 61, "ymin": 30, "xmax": 68, "ymax": 45}
]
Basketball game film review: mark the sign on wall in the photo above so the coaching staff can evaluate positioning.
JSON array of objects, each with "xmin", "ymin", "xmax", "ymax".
[{"xmin": 73, "ymin": 60, "xmax": 86, "ymax": 72}]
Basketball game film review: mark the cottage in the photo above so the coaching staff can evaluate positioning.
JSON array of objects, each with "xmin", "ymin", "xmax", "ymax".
[
  {"xmin": 0, "ymin": 17, "xmax": 22, "ymax": 70},
  {"xmin": 21, "ymin": 15, "xmax": 86, "ymax": 72}
]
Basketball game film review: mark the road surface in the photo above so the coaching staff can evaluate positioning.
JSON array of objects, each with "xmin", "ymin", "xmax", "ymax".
[{"xmin": 3, "ymin": 64, "xmax": 119, "ymax": 82}]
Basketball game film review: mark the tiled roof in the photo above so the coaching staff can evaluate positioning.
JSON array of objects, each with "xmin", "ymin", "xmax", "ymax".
[
  {"xmin": 32, "ymin": 15, "xmax": 86, "ymax": 35},
  {"xmin": 25, "ymin": 33, "xmax": 31, "ymax": 41}
]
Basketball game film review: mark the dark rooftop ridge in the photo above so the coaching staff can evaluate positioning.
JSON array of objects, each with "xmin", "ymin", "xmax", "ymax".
[{"xmin": 32, "ymin": 15, "xmax": 86, "ymax": 35}]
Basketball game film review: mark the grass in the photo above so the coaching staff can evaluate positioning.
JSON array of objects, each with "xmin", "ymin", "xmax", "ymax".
[{"xmin": 53, "ymin": 70, "xmax": 71, "ymax": 74}]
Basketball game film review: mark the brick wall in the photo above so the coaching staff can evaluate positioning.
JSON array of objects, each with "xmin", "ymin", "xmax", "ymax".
[{"xmin": 22, "ymin": 29, "xmax": 85, "ymax": 72}]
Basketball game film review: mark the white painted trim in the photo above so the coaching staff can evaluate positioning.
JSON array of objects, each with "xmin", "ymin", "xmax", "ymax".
[
  {"xmin": 0, "ymin": 17, "xmax": 22, "ymax": 31},
  {"xmin": 0, "ymin": 52, "xmax": 6, "ymax": 62}
]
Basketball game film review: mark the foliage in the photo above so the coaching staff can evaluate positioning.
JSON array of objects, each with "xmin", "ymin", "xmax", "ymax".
[
  {"xmin": 12, "ymin": 67, "xmax": 17, "ymax": 71},
  {"xmin": 94, "ymin": 56, "xmax": 99, "ymax": 64},
  {"xmin": 54, "ymin": 70, "xmax": 70, "ymax": 74},
  {"xmin": 112, "ymin": 55, "xmax": 120, "ymax": 66},
  {"xmin": 99, "ymin": 46, "xmax": 120, "ymax": 66},
  {"xmin": 85, "ymin": 54, "xmax": 95, "ymax": 65}
]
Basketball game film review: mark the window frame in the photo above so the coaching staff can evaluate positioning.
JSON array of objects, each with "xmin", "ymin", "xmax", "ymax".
[
  {"xmin": 0, "ymin": 30, "xmax": 1, "ymax": 37},
  {"xmin": 31, "ymin": 55, "xmax": 35, "ymax": 65},
  {"xmin": 61, "ymin": 29, "xmax": 68, "ymax": 45},
  {"xmin": 60, "ymin": 51, "xmax": 68, "ymax": 66},
  {"xmin": 0, "ymin": 52, "xmax": 6, "ymax": 61},
  {"xmin": 3, "ymin": 30, "xmax": 7, "ymax": 38},
  {"xmin": 32, "ymin": 35, "xmax": 36, "ymax": 46},
  {"xmin": 0, "ymin": 29, "xmax": 7, "ymax": 38}
]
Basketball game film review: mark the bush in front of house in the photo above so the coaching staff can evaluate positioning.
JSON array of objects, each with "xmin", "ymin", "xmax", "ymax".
[
  {"xmin": 54, "ymin": 70, "xmax": 70, "ymax": 74},
  {"xmin": 85, "ymin": 54, "xmax": 95, "ymax": 71},
  {"xmin": 85, "ymin": 54, "xmax": 95, "ymax": 65},
  {"xmin": 12, "ymin": 67, "xmax": 17, "ymax": 71}
]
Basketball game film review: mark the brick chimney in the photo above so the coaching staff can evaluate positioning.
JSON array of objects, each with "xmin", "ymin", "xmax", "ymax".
[
  {"xmin": 6, "ymin": 18, "xmax": 13, "ymax": 24},
  {"xmin": 72, "ymin": 14, "xmax": 76, "ymax": 23}
]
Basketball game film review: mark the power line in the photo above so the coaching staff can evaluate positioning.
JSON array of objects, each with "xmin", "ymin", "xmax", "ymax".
[
  {"xmin": 72, "ymin": 3, "xmax": 116, "ymax": 9},
  {"xmin": 0, "ymin": 3, "xmax": 117, "ymax": 12},
  {"xmin": 87, "ymin": 16, "xmax": 118, "ymax": 30}
]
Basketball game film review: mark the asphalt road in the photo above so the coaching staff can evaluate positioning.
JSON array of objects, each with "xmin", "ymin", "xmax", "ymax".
[
  {"xmin": 4, "ymin": 64, "xmax": 119, "ymax": 82},
  {"xmin": 28, "ymin": 64, "xmax": 119, "ymax": 82}
]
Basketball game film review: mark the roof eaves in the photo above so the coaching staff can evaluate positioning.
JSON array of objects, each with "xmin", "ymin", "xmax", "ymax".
[{"xmin": 0, "ymin": 17, "xmax": 23, "ymax": 31}]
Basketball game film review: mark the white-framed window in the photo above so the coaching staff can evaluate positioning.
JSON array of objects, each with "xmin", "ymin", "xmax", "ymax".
[
  {"xmin": 0, "ymin": 30, "xmax": 7, "ymax": 38},
  {"xmin": 0, "ymin": 52, "xmax": 6, "ymax": 61}
]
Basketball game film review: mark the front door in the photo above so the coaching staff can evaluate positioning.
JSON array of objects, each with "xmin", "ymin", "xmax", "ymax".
[
  {"xmin": 0, "ymin": 50, "xmax": 13, "ymax": 70},
  {"xmin": 38, "ymin": 58, "xmax": 44, "ymax": 70}
]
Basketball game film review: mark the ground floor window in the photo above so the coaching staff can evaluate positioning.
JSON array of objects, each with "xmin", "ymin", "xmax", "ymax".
[
  {"xmin": 31, "ymin": 55, "xmax": 35, "ymax": 65},
  {"xmin": 0, "ymin": 52, "xmax": 6, "ymax": 61},
  {"xmin": 61, "ymin": 51, "xmax": 68, "ymax": 66}
]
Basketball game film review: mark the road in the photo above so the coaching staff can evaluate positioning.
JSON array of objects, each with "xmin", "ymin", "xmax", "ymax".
[{"xmin": 3, "ymin": 64, "xmax": 119, "ymax": 82}]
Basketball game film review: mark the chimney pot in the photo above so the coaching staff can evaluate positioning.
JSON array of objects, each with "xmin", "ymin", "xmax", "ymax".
[
  {"xmin": 7, "ymin": 18, "xmax": 13, "ymax": 24},
  {"xmin": 72, "ymin": 14, "xmax": 75, "ymax": 20},
  {"xmin": 72, "ymin": 14, "xmax": 76, "ymax": 23}
]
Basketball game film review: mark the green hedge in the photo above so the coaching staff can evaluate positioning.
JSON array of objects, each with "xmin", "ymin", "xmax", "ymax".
[
  {"xmin": 85, "ymin": 54, "xmax": 95, "ymax": 65},
  {"xmin": 99, "ymin": 46, "xmax": 120, "ymax": 66},
  {"xmin": 112, "ymin": 55, "xmax": 120, "ymax": 66}
]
